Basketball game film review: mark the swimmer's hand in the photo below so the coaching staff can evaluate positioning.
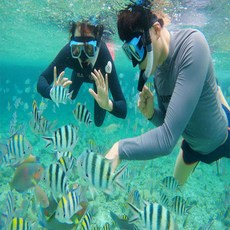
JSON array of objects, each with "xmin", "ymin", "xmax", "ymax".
[
  {"xmin": 138, "ymin": 85, "xmax": 154, "ymax": 119},
  {"xmin": 89, "ymin": 69, "xmax": 113, "ymax": 112},
  {"xmin": 53, "ymin": 66, "xmax": 72, "ymax": 88},
  {"xmin": 105, "ymin": 142, "xmax": 120, "ymax": 171}
]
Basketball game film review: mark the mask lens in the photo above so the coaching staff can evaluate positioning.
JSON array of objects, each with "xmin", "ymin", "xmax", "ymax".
[
  {"xmin": 122, "ymin": 36, "xmax": 145, "ymax": 62},
  {"xmin": 84, "ymin": 44, "xmax": 95, "ymax": 57}
]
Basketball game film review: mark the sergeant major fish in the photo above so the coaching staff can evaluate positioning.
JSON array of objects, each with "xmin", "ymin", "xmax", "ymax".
[
  {"xmin": 77, "ymin": 149, "xmax": 127, "ymax": 195},
  {"xmin": 73, "ymin": 103, "xmax": 92, "ymax": 126},
  {"xmin": 55, "ymin": 187, "xmax": 86, "ymax": 224},
  {"xmin": 42, "ymin": 163, "xmax": 69, "ymax": 201},
  {"xmin": 128, "ymin": 201, "xmax": 177, "ymax": 230},
  {"xmin": 42, "ymin": 124, "xmax": 79, "ymax": 151},
  {"xmin": 0, "ymin": 133, "xmax": 32, "ymax": 166},
  {"xmin": 50, "ymin": 85, "xmax": 73, "ymax": 107}
]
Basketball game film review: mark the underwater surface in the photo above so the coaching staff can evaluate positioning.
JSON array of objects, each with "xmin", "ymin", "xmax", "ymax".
[{"xmin": 0, "ymin": 0, "xmax": 229, "ymax": 229}]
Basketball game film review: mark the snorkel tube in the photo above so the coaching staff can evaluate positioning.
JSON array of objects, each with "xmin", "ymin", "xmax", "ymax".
[{"xmin": 136, "ymin": 1, "xmax": 154, "ymax": 91}]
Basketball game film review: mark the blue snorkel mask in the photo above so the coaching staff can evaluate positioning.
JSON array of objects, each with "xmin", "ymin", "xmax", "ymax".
[
  {"xmin": 125, "ymin": 0, "xmax": 155, "ymax": 91},
  {"xmin": 122, "ymin": 35, "xmax": 146, "ymax": 66}
]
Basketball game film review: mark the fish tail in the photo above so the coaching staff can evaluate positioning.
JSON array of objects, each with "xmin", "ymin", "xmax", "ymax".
[
  {"xmin": 127, "ymin": 202, "xmax": 141, "ymax": 223},
  {"xmin": 113, "ymin": 164, "xmax": 128, "ymax": 190},
  {"xmin": 42, "ymin": 136, "xmax": 53, "ymax": 148}
]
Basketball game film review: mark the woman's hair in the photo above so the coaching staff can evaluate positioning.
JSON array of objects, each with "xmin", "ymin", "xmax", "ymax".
[
  {"xmin": 69, "ymin": 21, "xmax": 104, "ymax": 41},
  {"xmin": 117, "ymin": 4, "xmax": 165, "ymax": 42}
]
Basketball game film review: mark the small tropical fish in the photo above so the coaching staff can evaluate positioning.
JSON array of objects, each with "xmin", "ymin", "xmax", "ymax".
[
  {"xmin": 55, "ymin": 188, "xmax": 85, "ymax": 224},
  {"xmin": 127, "ymin": 190, "xmax": 142, "ymax": 210},
  {"xmin": 110, "ymin": 211, "xmax": 139, "ymax": 230},
  {"xmin": 57, "ymin": 155, "xmax": 75, "ymax": 176},
  {"xmin": 128, "ymin": 201, "xmax": 177, "ymax": 230},
  {"xmin": 159, "ymin": 190, "xmax": 170, "ymax": 208},
  {"xmin": 8, "ymin": 217, "xmax": 31, "ymax": 230},
  {"xmin": 171, "ymin": 196, "xmax": 191, "ymax": 215},
  {"xmin": 50, "ymin": 85, "xmax": 73, "ymax": 107},
  {"xmin": 10, "ymin": 162, "xmax": 44, "ymax": 193},
  {"xmin": 162, "ymin": 176, "xmax": 180, "ymax": 192},
  {"xmin": 0, "ymin": 191, "xmax": 15, "ymax": 229},
  {"xmin": 102, "ymin": 222, "xmax": 111, "ymax": 230},
  {"xmin": 105, "ymin": 61, "xmax": 112, "ymax": 74},
  {"xmin": 73, "ymin": 103, "xmax": 92, "ymax": 126},
  {"xmin": 34, "ymin": 184, "xmax": 49, "ymax": 208},
  {"xmin": 0, "ymin": 133, "xmax": 32, "ymax": 166},
  {"xmin": 79, "ymin": 209, "xmax": 93, "ymax": 230},
  {"xmin": 42, "ymin": 163, "xmax": 69, "ymax": 201},
  {"xmin": 77, "ymin": 149, "xmax": 127, "ymax": 194},
  {"xmin": 42, "ymin": 124, "xmax": 79, "ymax": 151},
  {"xmin": 56, "ymin": 151, "xmax": 73, "ymax": 160}
]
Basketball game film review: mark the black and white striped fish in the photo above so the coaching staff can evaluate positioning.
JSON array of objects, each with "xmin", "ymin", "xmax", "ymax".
[
  {"xmin": 50, "ymin": 85, "xmax": 73, "ymax": 107},
  {"xmin": 128, "ymin": 201, "xmax": 177, "ymax": 230},
  {"xmin": 77, "ymin": 149, "xmax": 127, "ymax": 194},
  {"xmin": 30, "ymin": 100, "xmax": 56, "ymax": 135},
  {"xmin": 0, "ymin": 191, "xmax": 15, "ymax": 229},
  {"xmin": 171, "ymin": 196, "xmax": 192, "ymax": 215},
  {"xmin": 73, "ymin": 103, "xmax": 92, "ymax": 126},
  {"xmin": 42, "ymin": 124, "xmax": 79, "ymax": 151},
  {"xmin": 55, "ymin": 187, "xmax": 85, "ymax": 224},
  {"xmin": 57, "ymin": 154, "xmax": 75, "ymax": 176},
  {"xmin": 8, "ymin": 217, "xmax": 31, "ymax": 230},
  {"xmin": 159, "ymin": 191, "xmax": 170, "ymax": 208},
  {"xmin": 0, "ymin": 134, "xmax": 32, "ymax": 166},
  {"xmin": 162, "ymin": 176, "xmax": 180, "ymax": 192},
  {"xmin": 42, "ymin": 163, "xmax": 69, "ymax": 201},
  {"xmin": 79, "ymin": 209, "xmax": 93, "ymax": 230}
]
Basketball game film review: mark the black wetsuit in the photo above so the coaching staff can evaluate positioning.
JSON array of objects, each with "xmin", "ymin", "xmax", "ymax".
[{"xmin": 37, "ymin": 41, "xmax": 127, "ymax": 127}]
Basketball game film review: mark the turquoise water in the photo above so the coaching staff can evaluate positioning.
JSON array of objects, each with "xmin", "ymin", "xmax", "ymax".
[{"xmin": 0, "ymin": 0, "xmax": 230, "ymax": 229}]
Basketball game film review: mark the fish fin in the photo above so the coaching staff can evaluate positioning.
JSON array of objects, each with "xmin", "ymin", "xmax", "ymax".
[
  {"xmin": 68, "ymin": 91, "xmax": 73, "ymax": 100},
  {"xmin": 42, "ymin": 136, "xmax": 53, "ymax": 148},
  {"xmin": 113, "ymin": 164, "xmax": 128, "ymax": 190},
  {"xmin": 65, "ymin": 219, "xmax": 73, "ymax": 224},
  {"xmin": 0, "ymin": 143, "xmax": 8, "ymax": 161}
]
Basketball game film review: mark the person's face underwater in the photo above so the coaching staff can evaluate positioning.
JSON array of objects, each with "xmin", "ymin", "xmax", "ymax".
[{"xmin": 72, "ymin": 26, "xmax": 98, "ymax": 69}]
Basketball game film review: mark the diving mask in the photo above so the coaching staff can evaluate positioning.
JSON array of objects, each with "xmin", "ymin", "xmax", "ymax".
[
  {"xmin": 122, "ymin": 35, "xmax": 146, "ymax": 64},
  {"xmin": 70, "ymin": 37, "xmax": 98, "ymax": 59}
]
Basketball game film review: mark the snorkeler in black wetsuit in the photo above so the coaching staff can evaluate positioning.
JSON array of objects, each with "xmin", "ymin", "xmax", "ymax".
[{"xmin": 37, "ymin": 20, "xmax": 127, "ymax": 127}]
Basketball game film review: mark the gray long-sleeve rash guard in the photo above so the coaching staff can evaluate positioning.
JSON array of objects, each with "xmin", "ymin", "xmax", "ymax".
[{"xmin": 119, "ymin": 29, "xmax": 228, "ymax": 160}]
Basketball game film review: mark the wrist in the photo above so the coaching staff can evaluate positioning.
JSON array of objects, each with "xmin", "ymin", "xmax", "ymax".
[
  {"xmin": 106, "ymin": 99, "xmax": 113, "ymax": 112},
  {"xmin": 147, "ymin": 110, "xmax": 154, "ymax": 120}
]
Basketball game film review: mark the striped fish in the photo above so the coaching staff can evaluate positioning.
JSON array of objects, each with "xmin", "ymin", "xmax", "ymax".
[
  {"xmin": 42, "ymin": 163, "xmax": 69, "ymax": 201},
  {"xmin": 8, "ymin": 217, "xmax": 31, "ymax": 230},
  {"xmin": 30, "ymin": 100, "xmax": 56, "ymax": 135},
  {"xmin": 128, "ymin": 202, "xmax": 177, "ymax": 230},
  {"xmin": 162, "ymin": 176, "xmax": 180, "ymax": 192},
  {"xmin": 42, "ymin": 124, "xmax": 79, "ymax": 151},
  {"xmin": 73, "ymin": 103, "xmax": 92, "ymax": 126},
  {"xmin": 50, "ymin": 85, "xmax": 73, "ymax": 107},
  {"xmin": 159, "ymin": 191, "xmax": 170, "ymax": 208},
  {"xmin": 102, "ymin": 222, "xmax": 111, "ymax": 230},
  {"xmin": 110, "ymin": 211, "xmax": 140, "ymax": 230},
  {"xmin": 77, "ymin": 149, "xmax": 127, "ymax": 194},
  {"xmin": 55, "ymin": 188, "xmax": 84, "ymax": 224},
  {"xmin": 0, "ymin": 134, "xmax": 32, "ymax": 166},
  {"xmin": 79, "ymin": 209, "xmax": 93, "ymax": 230},
  {"xmin": 171, "ymin": 196, "xmax": 191, "ymax": 215},
  {"xmin": 0, "ymin": 191, "xmax": 15, "ymax": 229},
  {"xmin": 57, "ymin": 155, "xmax": 75, "ymax": 175}
]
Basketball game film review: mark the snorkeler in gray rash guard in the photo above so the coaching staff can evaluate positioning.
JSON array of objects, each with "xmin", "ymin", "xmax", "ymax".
[{"xmin": 105, "ymin": 1, "xmax": 230, "ymax": 185}]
